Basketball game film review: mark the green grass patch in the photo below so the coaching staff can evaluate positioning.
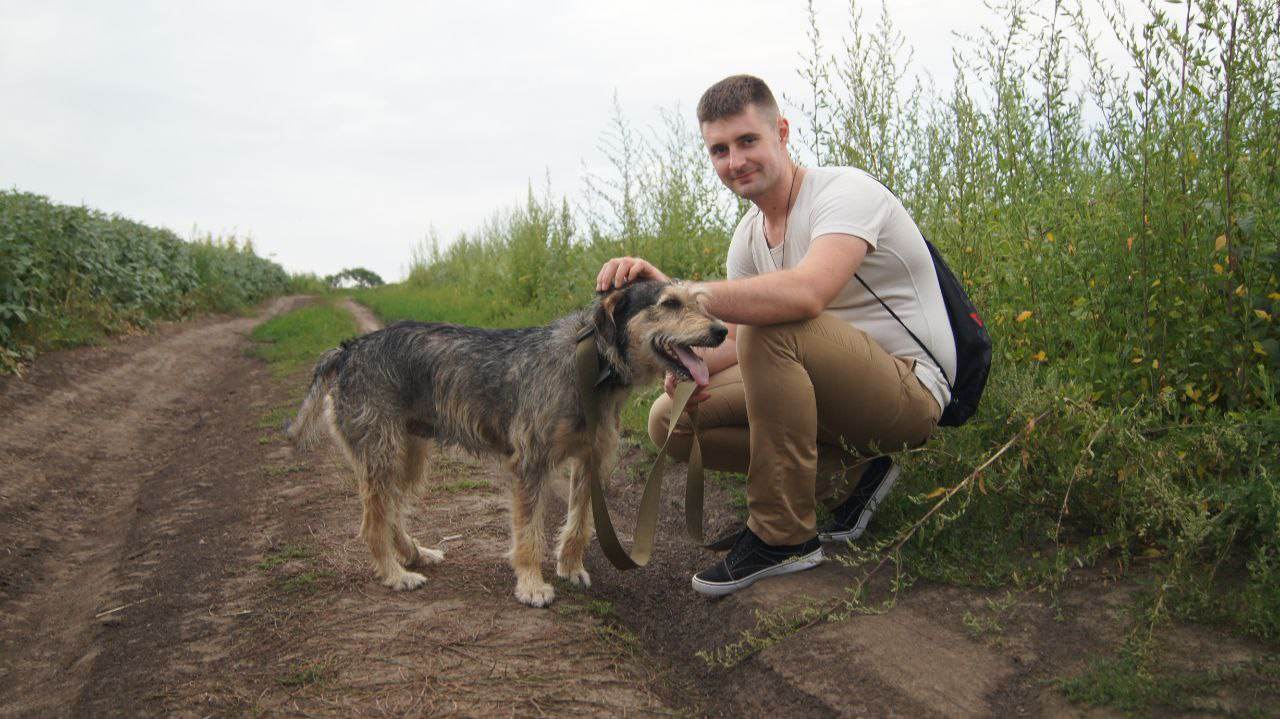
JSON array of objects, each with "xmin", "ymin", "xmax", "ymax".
[
  {"xmin": 249, "ymin": 300, "xmax": 357, "ymax": 376},
  {"xmin": 586, "ymin": 599, "xmax": 615, "ymax": 618},
  {"xmin": 438, "ymin": 478, "xmax": 489, "ymax": 493},
  {"xmin": 264, "ymin": 463, "xmax": 306, "ymax": 478},
  {"xmin": 1059, "ymin": 653, "xmax": 1280, "ymax": 716},
  {"xmin": 280, "ymin": 570, "xmax": 331, "ymax": 594},
  {"xmin": 355, "ymin": 282, "xmax": 550, "ymax": 329},
  {"xmin": 257, "ymin": 545, "xmax": 312, "ymax": 570},
  {"xmin": 255, "ymin": 404, "xmax": 296, "ymax": 430}
]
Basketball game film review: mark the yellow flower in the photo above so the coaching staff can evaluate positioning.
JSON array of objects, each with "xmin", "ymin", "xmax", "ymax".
[
  {"xmin": 1032, "ymin": 350, "xmax": 1047, "ymax": 362},
  {"xmin": 1016, "ymin": 310, "xmax": 1033, "ymax": 323}
]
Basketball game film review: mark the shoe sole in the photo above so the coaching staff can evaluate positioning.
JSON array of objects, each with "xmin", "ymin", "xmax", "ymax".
[
  {"xmin": 690, "ymin": 547, "xmax": 825, "ymax": 597},
  {"xmin": 818, "ymin": 464, "xmax": 901, "ymax": 543}
]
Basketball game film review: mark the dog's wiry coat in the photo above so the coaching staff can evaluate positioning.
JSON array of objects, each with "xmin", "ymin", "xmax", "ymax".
[{"xmin": 288, "ymin": 281, "xmax": 726, "ymax": 606}]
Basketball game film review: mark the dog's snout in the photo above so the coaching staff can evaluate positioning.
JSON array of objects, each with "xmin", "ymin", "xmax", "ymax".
[{"xmin": 709, "ymin": 324, "xmax": 728, "ymax": 345}]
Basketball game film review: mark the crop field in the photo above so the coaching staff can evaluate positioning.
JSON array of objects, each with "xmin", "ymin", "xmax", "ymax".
[{"xmin": 0, "ymin": 190, "xmax": 294, "ymax": 371}]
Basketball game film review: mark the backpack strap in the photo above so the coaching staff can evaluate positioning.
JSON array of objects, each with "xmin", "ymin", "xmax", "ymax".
[{"xmin": 853, "ymin": 274, "xmax": 953, "ymax": 390}]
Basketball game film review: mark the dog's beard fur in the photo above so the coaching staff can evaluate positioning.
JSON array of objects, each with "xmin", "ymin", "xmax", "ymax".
[{"xmin": 289, "ymin": 280, "xmax": 726, "ymax": 606}]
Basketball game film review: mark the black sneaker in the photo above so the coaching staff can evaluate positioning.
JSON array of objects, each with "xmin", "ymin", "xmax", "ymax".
[
  {"xmin": 691, "ymin": 527, "xmax": 824, "ymax": 597},
  {"xmin": 818, "ymin": 456, "xmax": 900, "ymax": 543}
]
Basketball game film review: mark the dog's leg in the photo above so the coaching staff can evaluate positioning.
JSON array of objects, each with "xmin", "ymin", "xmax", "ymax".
[
  {"xmin": 509, "ymin": 474, "xmax": 554, "ymax": 607},
  {"xmin": 554, "ymin": 460, "xmax": 593, "ymax": 588},
  {"xmin": 393, "ymin": 438, "xmax": 444, "ymax": 568},
  {"xmin": 361, "ymin": 476, "xmax": 427, "ymax": 591}
]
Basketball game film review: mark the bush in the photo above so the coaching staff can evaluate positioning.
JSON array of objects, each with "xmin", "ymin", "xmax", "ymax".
[{"xmin": 0, "ymin": 190, "xmax": 289, "ymax": 369}]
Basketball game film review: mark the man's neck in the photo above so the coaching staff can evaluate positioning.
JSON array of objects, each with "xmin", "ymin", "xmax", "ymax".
[{"xmin": 754, "ymin": 164, "xmax": 802, "ymax": 225}]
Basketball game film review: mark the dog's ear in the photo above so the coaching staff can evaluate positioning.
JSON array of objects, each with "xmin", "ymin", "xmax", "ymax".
[{"xmin": 593, "ymin": 288, "xmax": 628, "ymax": 347}]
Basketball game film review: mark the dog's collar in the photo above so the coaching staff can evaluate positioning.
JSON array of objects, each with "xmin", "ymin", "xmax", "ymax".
[{"xmin": 575, "ymin": 327, "xmax": 617, "ymax": 387}]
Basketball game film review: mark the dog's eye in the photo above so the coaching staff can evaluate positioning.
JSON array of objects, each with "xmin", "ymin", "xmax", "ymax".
[{"xmin": 661, "ymin": 298, "xmax": 682, "ymax": 309}]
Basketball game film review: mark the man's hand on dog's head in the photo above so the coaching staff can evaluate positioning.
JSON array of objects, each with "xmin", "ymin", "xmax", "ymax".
[{"xmin": 597, "ymin": 256, "xmax": 670, "ymax": 292}]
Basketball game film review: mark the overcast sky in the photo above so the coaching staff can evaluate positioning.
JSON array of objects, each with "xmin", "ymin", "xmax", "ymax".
[{"xmin": 1, "ymin": 1, "xmax": 1141, "ymax": 282}]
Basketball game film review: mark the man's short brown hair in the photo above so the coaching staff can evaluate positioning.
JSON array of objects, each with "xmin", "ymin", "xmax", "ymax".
[{"xmin": 696, "ymin": 74, "xmax": 779, "ymax": 125}]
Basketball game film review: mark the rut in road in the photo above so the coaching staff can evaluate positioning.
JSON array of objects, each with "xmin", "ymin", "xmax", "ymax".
[{"xmin": 0, "ymin": 297, "xmax": 307, "ymax": 715}]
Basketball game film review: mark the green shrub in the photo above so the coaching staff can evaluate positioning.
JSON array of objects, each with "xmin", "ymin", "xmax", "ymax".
[
  {"xmin": 355, "ymin": 0, "xmax": 1280, "ymax": 644},
  {"xmin": 0, "ymin": 190, "xmax": 289, "ymax": 369}
]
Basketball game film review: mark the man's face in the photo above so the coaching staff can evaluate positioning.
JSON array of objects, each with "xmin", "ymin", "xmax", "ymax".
[{"xmin": 700, "ymin": 104, "xmax": 789, "ymax": 201}]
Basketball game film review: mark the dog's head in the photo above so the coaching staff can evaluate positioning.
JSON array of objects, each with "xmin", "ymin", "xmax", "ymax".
[{"xmin": 591, "ymin": 280, "xmax": 728, "ymax": 386}]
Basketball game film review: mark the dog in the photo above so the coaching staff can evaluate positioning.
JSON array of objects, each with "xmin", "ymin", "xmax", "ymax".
[{"xmin": 287, "ymin": 280, "xmax": 727, "ymax": 607}]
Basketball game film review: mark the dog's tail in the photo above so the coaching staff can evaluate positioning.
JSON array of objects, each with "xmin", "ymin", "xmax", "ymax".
[{"xmin": 286, "ymin": 346, "xmax": 347, "ymax": 450}]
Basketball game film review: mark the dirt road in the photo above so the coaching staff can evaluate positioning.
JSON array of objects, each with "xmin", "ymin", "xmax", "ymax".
[{"xmin": 2, "ymin": 298, "xmax": 1272, "ymax": 717}]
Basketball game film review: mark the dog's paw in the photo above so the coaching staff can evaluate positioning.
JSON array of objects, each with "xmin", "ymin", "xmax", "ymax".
[
  {"xmin": 515, "ymin": 580, "xmax": 555, "ymax": 608},
  {"xmin": 386, "ymin": 571, "xmax": 428, "ymax": 591},
  {"xmin": 556, "ymin": 563, "xmax": 591, "ymax": 588},
  {"xmin": 413, "ymin": 546, "xmax": 445, "ymax": 566}
]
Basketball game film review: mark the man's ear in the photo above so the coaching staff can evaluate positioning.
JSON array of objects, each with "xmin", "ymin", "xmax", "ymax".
[{"xmin": 592, "ymin": 288, "xmax": 628, "ymax": 347}]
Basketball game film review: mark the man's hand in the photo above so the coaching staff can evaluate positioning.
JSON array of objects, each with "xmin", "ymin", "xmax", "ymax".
[
  {"xmin": 596, "ymin": 256, "xmax": 670, "ymax": 291},
  {"xmin": 665, "ymin": 372, "xmax": 711, "ymax": 405}
]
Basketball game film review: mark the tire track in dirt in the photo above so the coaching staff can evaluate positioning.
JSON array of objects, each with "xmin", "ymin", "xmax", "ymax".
[{"xmin": 0, "ymin": 296, "xmax": 308, "ymax": 716}]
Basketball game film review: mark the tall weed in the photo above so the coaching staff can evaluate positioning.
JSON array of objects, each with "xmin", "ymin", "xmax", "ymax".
[{"xmin": 359, "ymin": 0, "xmax": 1279, "ymax": 642}]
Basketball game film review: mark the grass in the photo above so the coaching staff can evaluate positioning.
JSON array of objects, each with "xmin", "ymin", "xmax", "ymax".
[
  {"xmin": 438, "ymin": 478, "xmax": 489, "ymax": 493},
  {"xmin": 249, "ymin": 300, "xmax": 358, "ymax": 377},
  {"xmin": 257, "ymin": 545, "xmax": 312, "ymax": 570},
  {"xmin": 264, "ymin": 463, "xmax": 307, "ymax": 478},
  {"xmin": 280, "ymin": 570, "xmax": 331, "ymax": 594},
  {"xmin": 1059, "ymin": 653, "xmax": 1280, "ymax": 716}
]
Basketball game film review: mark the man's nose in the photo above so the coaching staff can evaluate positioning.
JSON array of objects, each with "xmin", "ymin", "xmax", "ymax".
[{"xmin": 728, "ymin": 148, "xmax": 745, "ymax": 172}]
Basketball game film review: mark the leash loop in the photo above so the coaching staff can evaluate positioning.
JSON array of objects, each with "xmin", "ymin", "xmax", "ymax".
[{"xmin": 577, "ymin": 334, "xmax": 707, "ymax": 570}]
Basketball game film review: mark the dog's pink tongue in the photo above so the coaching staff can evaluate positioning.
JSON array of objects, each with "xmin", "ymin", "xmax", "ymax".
[{"xmin": 674, "ymin": 345, "xmax": 710, "ymax": 386}]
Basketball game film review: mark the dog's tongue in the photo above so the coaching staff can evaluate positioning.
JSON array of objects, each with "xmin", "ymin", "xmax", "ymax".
[{"xmin": 674, "ymin": 345, "xmax": 710, "ymax": 386}]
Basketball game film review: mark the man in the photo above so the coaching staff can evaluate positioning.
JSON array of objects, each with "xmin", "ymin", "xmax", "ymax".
[{"xmin": 596, "ymin": 74, "xmax": 955, "ymax": 596}]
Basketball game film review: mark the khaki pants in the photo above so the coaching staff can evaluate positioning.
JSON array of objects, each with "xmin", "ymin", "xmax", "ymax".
[{"xmin": 648, "ymin": 312, "xmax": 941, "ymax": 546}]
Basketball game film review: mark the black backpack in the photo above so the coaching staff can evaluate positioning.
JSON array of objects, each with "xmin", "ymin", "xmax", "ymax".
[{"xmin": 855, "ymin": 237, "xmax": 991, "ymax": 427}]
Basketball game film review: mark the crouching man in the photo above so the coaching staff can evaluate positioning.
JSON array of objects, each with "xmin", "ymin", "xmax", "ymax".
[{"xmin": 597, "ymin": 74, "xmax": 955, "ymax": 596}]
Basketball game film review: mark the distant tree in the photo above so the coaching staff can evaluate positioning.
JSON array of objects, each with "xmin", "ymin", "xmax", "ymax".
[{"xmin": 324, "ymin": 267, "xmax": 385, "ymax": 289}]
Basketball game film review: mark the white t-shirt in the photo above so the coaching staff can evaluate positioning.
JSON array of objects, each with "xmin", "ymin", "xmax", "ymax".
[{"xmin": 726, "ymin": 166, "xmax": 955, "ymax": 412}]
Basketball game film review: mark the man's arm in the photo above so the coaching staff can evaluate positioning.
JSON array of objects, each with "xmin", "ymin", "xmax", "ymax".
[
  {"xmin": 697, "ymin": 233, "xmax": 869, "ymax": 325},
  {"xmin": 596, "ymin": 232, "xmax": 869, "ymax": 327}
]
